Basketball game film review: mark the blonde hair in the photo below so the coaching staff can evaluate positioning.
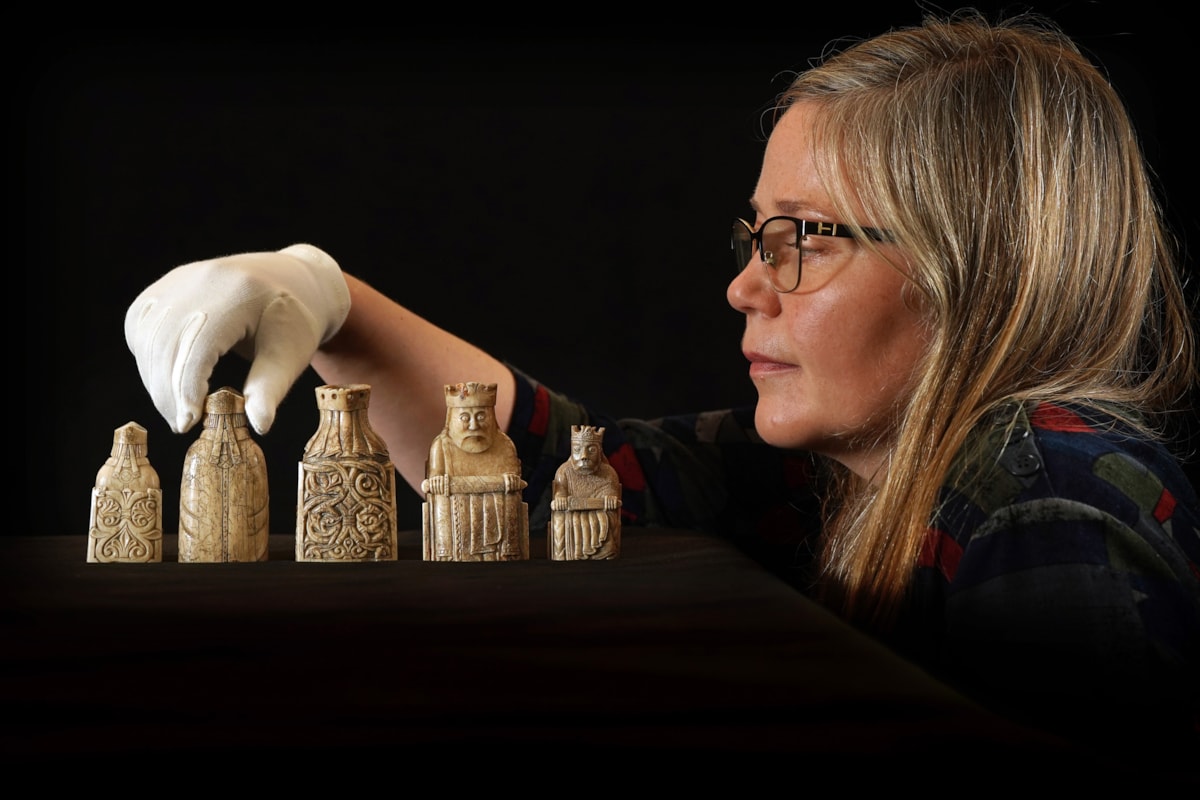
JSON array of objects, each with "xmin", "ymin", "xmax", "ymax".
[{"xmin": 776, "ymin": 10, "xmax": 1197, "ymax": 627}]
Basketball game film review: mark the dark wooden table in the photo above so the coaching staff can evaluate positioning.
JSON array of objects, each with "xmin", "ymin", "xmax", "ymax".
[{"xmin": 2, "ymin": 529, "xmax": 1174, "ymax": 785}]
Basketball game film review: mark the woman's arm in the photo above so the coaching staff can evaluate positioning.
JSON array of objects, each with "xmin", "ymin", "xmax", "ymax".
[{"xmin": 311, "ymin": 272, "xmax": 516, "ymax": 493}]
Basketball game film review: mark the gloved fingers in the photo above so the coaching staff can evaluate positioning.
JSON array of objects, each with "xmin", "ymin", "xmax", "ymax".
[
  {"xmin": 124, "ymin": 246, "xmax": 346, "ymax": 436},
  {"xmin": 240, "ymin": 295, "xmax": 323, "ymax": 435},
  {"xmin": 126, "ymin": 289, "xmax": 264, "ymax": 435},
  {"xmin": 125, "ymin": 296, "xmax": 213, "ymax": 435},
  {"xmin": 124, "ymin": 293, "xmax": 163, "ymax": 406},
  {"xmin": 170, "ymin": 309, "xmax": 232, "ymax": 435}
]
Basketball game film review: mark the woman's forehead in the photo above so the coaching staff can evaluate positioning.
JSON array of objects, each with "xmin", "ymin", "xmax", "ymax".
[{"xmin": 755, "ymin": 106, "xmax": 839, "ymax": 217}]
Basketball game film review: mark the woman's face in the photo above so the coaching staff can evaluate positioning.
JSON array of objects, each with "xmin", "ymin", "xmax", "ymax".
[{"xmin": 727, "ymin": 103, "xmax": 929, "ymax": 480}]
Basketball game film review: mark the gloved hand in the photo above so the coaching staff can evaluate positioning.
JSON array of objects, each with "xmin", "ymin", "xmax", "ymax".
[{"xmin": 124, "ymin": 243, "xmax": 351, "ymax": 436}]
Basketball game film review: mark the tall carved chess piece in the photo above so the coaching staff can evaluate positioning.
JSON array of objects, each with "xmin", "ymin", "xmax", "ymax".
[
  {"xmin": 179, "ymin": 387, "xmax": 270, "ymax": 563},
  {"xmin": 422, "ymin": 381, "xmax": 529, "ymax": 561},
  {"xmin": 296, "ymin": 384, "xmax": 399, "ymax": 562},
  {"xmin": 87, "ymin": 421, "xmax": 163, "ymax": 563},
  {"xmin": 549, "ymin": 425, "xmax": 622, "ymax": 560}
]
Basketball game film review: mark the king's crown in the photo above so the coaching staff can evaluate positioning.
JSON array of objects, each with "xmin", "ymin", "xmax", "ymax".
[
  {"xmin": 445, "ymin": 381, "xmax": 498, "ymax": 408},
  {"xmin": 571, "ymin": 425, "xmax": 605, "ymax": 445}
]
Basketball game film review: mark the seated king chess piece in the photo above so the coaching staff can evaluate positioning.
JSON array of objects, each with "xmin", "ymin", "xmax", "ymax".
[
  {"xmin": 549, "ymin": 425, "xmax": 621, "ymax": 560},
  {"xmin": 422, "ymin": 381, "xmax": 529, "ymax": 561}
]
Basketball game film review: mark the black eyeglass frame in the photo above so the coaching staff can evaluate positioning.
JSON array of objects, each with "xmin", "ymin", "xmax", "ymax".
[{"xmin": 731, "ymin": 216, "xmax": 892, "ymax": 293}]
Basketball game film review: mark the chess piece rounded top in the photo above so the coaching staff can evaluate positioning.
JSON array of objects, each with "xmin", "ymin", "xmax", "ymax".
[
  {"xmin": 204, "ymin": 386, "xmax": 246, "ymax": 415},
  {"xmin": 314, "ymin": 383, "xmax": 372, "ymax": 411},
  {"xmin": 111, "ymin": 421, "xmax": 148, "ymax": 453},
  {"xmin": 97, "ymin": 421, "xmax": 158, "ymax": 488}
]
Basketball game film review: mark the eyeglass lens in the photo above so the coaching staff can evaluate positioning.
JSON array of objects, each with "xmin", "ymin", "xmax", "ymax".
[{"xmin": 732, "ymin": 218, "xmax": 802, "ymax": 292}]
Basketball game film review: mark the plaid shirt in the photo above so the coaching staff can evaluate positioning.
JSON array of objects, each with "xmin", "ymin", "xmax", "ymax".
[{"xmin": 506, "ymin": 365, "xmax": 1200, "ymax": 753}]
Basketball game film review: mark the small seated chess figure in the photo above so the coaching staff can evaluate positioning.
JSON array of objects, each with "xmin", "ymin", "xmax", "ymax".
[
  {"xmin": 422, "ymin": 381, "xmax": 529, "ymax": 561},
  {"xmin": 549, "ymin": 425, "xmax": 621, "ymax": 561}
]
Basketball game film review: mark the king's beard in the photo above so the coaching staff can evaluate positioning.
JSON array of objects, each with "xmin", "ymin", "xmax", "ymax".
[{"xmin": 455, "ymin": 435, "xmax": 492, "ymax": 454}]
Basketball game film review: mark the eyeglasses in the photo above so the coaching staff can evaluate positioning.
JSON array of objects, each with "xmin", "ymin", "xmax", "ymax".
[{"xmin": 731, "ymin": 216, "xmax": 890, "ymax": 293}]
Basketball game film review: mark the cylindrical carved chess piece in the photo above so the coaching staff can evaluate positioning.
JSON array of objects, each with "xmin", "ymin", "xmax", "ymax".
[
  {"xmin": 179, "ymin": 387, "xmax": 269, "ymax": 563},
  {"xmin": 296, "ymin": 384, "xmax": 399, "ymax": 562},
  {"xmin": 88, "ymin": 421, "xmax": 163, "ymax": 563}
]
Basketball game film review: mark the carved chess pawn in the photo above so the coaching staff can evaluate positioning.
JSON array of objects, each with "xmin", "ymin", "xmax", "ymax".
[
  {"xmin": 422, "ymin": 381, "xmax": 529, "ymax": 561},
  {"xmin": 549, "ymin": 425, "xmax": 621, "ymax": 560},
  {"xmin": 87, "ymin": 421, "xmax": 163, "ymax": 563},
  {"xmin": 296, "ymin": 384, "xmax": 399, "ymax": 562},
  {"xmin": 179, "ymin": 387, "xmax": 270, "ymax": 563}
]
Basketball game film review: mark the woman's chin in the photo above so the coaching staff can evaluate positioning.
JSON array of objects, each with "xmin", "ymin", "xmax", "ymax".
[{"xmin": 753, "ymin": 401, "xmax": 811, "ymax": 451}]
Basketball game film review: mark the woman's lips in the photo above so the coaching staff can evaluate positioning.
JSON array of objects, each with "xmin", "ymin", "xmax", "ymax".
[{"xmin": 744, "ymin": 350, "xmax": 797, "ymax": 378}]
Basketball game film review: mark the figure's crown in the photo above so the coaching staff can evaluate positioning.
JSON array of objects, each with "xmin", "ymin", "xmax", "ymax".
[
  {"xmin": 205, "ymin": 386, "xmax": 246, "ymax": 415},
  {"xmin": 571, "ymin": 425, "xmax": 605, "ymax": 445},
  {"xmin": 314, "ymin": 383, "xmax": 372, "ymax": 412},
  {"xmin": 445, "ymin": 381, "xmax": 498, "ymax": 408},
  {"xmin": 110, "ymin": 421, "xmax": 149, "ymax": 456}
]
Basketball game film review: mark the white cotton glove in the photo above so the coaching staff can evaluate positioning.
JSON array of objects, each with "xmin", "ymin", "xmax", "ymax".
[{"xmin": 124, "ymin": 243, "xmax": 351, "ymax": 436}]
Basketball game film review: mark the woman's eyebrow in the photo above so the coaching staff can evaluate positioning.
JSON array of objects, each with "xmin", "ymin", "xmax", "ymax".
[
  {"xmin": 749, "ymin": 197, "xmax": 833, "ymax": 220},
  {"xmin": 776, "ymin": 199, "xmax": 833, "ymax": 219}
]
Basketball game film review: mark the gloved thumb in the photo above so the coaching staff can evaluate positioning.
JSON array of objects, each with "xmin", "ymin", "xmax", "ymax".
[{"xmin": 240, "ymin": 294, "xmax": 325, "ymax": 434}]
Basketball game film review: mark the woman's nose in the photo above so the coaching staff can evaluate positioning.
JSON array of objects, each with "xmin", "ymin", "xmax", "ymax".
[{"xmin": 727, "ymin": 256, "xmax": 779, "ymax": 315}]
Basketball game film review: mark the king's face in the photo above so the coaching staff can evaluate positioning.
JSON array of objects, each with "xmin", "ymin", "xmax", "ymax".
[
  {"xmin": 571, "ymin": 442, "xmax": 600, "ymax": 474},
  {"xmin": 450, "ymin": 408, "xmax": 495, "ymax": 453}
]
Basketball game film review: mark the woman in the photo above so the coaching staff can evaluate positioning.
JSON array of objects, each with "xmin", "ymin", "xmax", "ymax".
[
  {"xmin": 125, "ymin": 10, "xmax": 1199, "ymax": 757},
  {"xmin": 733, "ymin": 13, "xmax": 1200, "ymax": 753}
]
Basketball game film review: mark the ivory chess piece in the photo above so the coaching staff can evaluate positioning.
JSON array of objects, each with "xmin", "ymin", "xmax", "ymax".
[
  {"xmin": 549, "ymin": 425, "xmax": 621, "ymax": 560},
  {"xmin": 422, "ymin": 381, "xmax": 529, "ymax": 561},
  {"xmin": 296, "ymin": 384, "xmax": 399, "ymax": 562},
  {"xmin": 179, "ymin": 387, "xmax": 269, "ymax": 563},
  {"xmin": 87, "ymin": 421, "xmax": 163, "ymax": 563}
]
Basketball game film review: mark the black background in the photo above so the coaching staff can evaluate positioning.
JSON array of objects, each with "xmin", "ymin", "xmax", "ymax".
[{"xmin": 24, "ymin": 3, "xmax": 1197, "ymax": 538}]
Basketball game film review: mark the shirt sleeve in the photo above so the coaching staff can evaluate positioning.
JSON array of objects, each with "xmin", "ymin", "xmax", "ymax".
[{"xmin": 504, "ymin": 364, "xmax": 823, "ymax": 589}]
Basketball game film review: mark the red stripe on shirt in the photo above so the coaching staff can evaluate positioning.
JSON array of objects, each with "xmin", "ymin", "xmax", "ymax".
[
  {"xmin": 1153, "ymin": 487, "xmax": 1176, "ymax": 524},
  {"xmin": 919, "ymin": 527, "xmax": 963, "ymax": 581},
  {"xmin": 528, "ymin": 384, "xmax": 550, "ymax": 437},
  {"xmin": 607, "ymin": 443, "xmax": 647, "ymax": 492},
  {"xmin": 1030, "ymin": 402, "xmax": 1093, "ymax": 432}
]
